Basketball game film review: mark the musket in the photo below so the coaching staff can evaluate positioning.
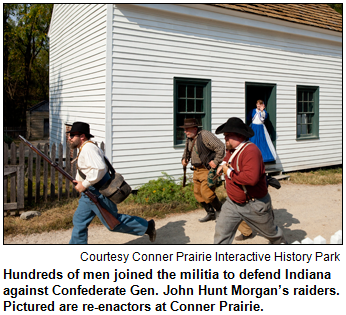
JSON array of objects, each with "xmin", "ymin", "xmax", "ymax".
[
  {"xmin": 19, "ymin": 135, "xmax": 120, "ymax": 230},
  {"xmin": 212, "ymin": 173, "xmax": 222, "ymax": 181},
  {"xmin": 182, "ymin": 165, "xmax": 187, "ymax": 187}
]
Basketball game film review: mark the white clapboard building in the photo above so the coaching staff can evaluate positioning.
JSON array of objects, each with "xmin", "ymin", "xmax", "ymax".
[{"xmin": 48, "ymin": 4, "xmax": 342, "ymax": 187}]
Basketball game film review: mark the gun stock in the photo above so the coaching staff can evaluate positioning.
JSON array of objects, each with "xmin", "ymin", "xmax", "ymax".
[
  {"xmin": 84, "ymin": 191, "xmax": 120, "ymax": 230},
  {"xmin": 19, "ymin": 135, "xmax": 120, "ymax": 230}
]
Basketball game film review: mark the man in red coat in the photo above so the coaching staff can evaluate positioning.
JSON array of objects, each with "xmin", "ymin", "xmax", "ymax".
[{"xmin": 214, "ymin": 117, "xmax": 287, "ymax": 244}]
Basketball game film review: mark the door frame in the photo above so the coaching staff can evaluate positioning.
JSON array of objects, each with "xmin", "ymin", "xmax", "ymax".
[{"xmin": 245, "ymin": 82, "xmax": 277, "ymax": 148}]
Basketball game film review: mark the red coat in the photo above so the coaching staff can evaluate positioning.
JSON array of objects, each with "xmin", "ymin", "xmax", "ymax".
[{"xmin": 224, "ymin": 143, "xmax": 268, "ymax": 204}]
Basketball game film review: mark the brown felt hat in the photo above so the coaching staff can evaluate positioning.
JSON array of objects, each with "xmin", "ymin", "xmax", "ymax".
[{"xmin": 179, "ymin": 118, "xmax": 199, "ymax": 129}]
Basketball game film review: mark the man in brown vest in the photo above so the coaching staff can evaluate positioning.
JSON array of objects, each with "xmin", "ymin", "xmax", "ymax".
[{"xmin": 181, "ymin": 118, "xmax": 225, "ymax": 222}]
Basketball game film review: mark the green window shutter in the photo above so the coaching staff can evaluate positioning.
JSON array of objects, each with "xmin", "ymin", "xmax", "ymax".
[
  {"xmin": 296, "ymin": 85, "xmax": 319, "ymax": 140},
  {"xmin": 174, "ymin": 78, "xmax": 211, "ymax": 146}
]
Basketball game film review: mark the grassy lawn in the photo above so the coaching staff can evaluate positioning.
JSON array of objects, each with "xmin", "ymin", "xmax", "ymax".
[
  {"xmin": 287, "ymin": 166, "xmax": 342, "ymax": 185},
  {"xmin": 3, "ymin": 166, "xmax": 341, "ymax": 237}
]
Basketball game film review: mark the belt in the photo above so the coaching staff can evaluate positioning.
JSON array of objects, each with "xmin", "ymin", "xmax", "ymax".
[
  {"xmin": 93, "ymin": 172, "xmax": 111, "ymax": 190},
  {"xmin": 192, "ymin": 164, "xmax": 206, "ymax": 169},
  {"xmin": 232, "ymin": 197, "xmax": 256, "ymax": 206}
]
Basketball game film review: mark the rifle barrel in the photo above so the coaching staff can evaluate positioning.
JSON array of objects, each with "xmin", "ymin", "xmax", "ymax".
[{"xmin": 19, "ymin": 135, "xmax": 74, "ymax": 182}]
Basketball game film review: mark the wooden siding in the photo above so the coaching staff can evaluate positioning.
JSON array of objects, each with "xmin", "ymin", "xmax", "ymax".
[
  {"xmin": 26, "ymin": 112, "xmax": 49, "ymax": 139},
  {"xmin": 49, "ymin": 4, "xmax": 108, "ymax": 148},
  {"xmin": 111, "ymin": 4, "xmax": 341, "ymax": 186}
]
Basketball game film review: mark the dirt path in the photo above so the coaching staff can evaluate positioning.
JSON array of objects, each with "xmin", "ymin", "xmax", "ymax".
[{"xmin": 4, "ymin": 182, "xmax": 342, "ymax": 245}]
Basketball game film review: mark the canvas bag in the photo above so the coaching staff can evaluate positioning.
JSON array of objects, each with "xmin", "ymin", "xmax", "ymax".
[
  {"xmin": 207, "ymin": 167, "xmax": 223, "ymax": 189},
  {"xmin": 98, "ymin": 158, "xmax": 132, "ymax": 204}
]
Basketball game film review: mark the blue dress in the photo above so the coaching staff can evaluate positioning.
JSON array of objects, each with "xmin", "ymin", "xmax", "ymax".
[{"xmin": 248, "ymin": 108, "xmax": 277, "ymax": 163}]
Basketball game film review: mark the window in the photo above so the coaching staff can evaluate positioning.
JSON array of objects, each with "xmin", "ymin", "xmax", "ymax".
[
  {"xmin": 174, "ymin": 78, "xmax": 211, "ymax": 145},
  {"xmin": 296, "ymin": 86, "xmax": 319, "ymax": 139}
]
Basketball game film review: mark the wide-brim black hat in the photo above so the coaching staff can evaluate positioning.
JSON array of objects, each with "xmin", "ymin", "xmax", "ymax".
[
  {"xmin": 67, "ymin": 122, "xmax": 94, "ymax": 138},
  {"xmin": 215, "ymin": 117, "xmax": 254, "ymax": 138}
]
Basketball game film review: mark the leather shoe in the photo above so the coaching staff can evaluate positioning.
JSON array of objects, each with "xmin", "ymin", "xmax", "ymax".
[
  {"xmin": 235, "ymin": 233, "xmax": 253, "ymax": 241},
  {"xmin": 145, "ymin": 219, "xmax": 156, "ymax": 242},
  {"xmin": 199, "ymin": 212, "xmax": 216, "ymax": 222}
]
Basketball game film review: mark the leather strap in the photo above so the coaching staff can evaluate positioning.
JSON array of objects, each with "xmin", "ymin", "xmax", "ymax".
[
  {"xmin": 186, "ymin": 136, "xmax": 198, "ymax": 163},
  {"xmin": 227, "ymin": 141, "xmax": 253, "ymax": 199}
]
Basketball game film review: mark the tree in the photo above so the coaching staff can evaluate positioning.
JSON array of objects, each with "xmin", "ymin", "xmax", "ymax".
[
  {"xmin": 4, "ymin": 4, "xmax": 53, "ymax": 128},
  {"xmin": 328, "ymin": 4, "xmax": 342, "ymax": 15}
]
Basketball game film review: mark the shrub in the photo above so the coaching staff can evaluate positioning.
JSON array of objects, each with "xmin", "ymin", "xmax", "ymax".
[
  {"xmin": 4, "ymin": 133, "xmax": 13, "ymax": 145},
  {"xmin": 129, "ymin": 172, "xmax": 198, "ymax": 208}
]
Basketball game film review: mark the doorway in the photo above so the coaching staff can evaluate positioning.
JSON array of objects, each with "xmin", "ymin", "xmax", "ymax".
[
  {"xmin": 245, "ymin": 82, "xmax": 277, "ymax": 148},
  {"xmin": 44, "ymin": 118, "xmax": 49, "ymax": 138}
]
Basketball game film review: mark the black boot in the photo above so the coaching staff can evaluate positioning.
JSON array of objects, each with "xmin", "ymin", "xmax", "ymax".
[
  {"xmin": 199, "ymin": 202, "xmax": 215, "ymax": 222},
  {"xmin": 145, "ymin": 219, "xmax": 156, "ymax": 242},
  {"xmin": 211, "ymin": 196, "xmax": 222, "ymax": 219}
]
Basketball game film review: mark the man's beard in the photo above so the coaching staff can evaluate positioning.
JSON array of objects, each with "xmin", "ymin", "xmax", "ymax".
[
  {"xmin": 70, "ymin": 141, "xmax": 79, "ymax": 149},
  {"xmin": 225, "ymin": 142, "xmax": 233, "ymax": 150}
]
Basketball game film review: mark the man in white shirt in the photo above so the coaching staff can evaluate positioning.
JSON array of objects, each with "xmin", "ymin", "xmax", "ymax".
[{"xmin": 67, "ymin": 122, "xmax": 156, "ymax": 244}]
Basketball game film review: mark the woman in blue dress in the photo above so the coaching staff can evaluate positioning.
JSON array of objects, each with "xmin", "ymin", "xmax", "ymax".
[{"xmin": 248, "ymin": 100, "xmax": 277, "ymax": 163}]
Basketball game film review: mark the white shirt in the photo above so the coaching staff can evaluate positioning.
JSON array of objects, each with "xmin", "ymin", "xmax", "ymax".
[{"xmin": 76, "ymin": 142, "xmax": 107, "ymax": 189}]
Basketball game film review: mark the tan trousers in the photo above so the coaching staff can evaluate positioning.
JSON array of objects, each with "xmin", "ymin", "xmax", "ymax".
[
  {"xmin": 193, "ymin": 167, "xmax": 216, "ymax": 204},
  {"xmin": 238, "ymin": 221, "xmax": 253, "ymax": 236}
]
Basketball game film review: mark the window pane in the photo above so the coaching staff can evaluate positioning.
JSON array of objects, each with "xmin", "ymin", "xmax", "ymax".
[
  {"xmin": 177, "ymin": 128, "xmax": 185, "ymax": 141},
  {"xmin": 178, "ymin": 99, "xmax": 186, "ymax": 112},
  {"xmin": 196, "ymin": 86, "xmax": 203, "ymax": 98},
  {"xmin": 187, "ymin": 99, "xmax": 194, "ymax": 112},
  {"xmin": 178, "ymin": 85, "xmax": 186, "ymax": 98},
  {"xmin": 298, "ymin": 102, "xmax": 303, "ymax": 113},
  {"xmin": 196, "ymin": 100, "xmax": 203, "ymax": 112},
  {"xmin": 302, "ymin": 114, "xmax": 307, "ymax": 124},
  {"xmin": 298, "ymin": 92, "xmax": 303, "ymax": 102},
  {"xmin": 304, "ymin": 102, "xmax": 308, "ymax": 112},
  {"xmin": 187, "ymin": 86, "xmax": 194, "ymax": 98},
  {"xmin": 304, "ymin": 92, "xmax": 310, "ymax": 102},
  {"xmin": 307, "ymin": 114, "xmax": 312, "ymax": 124},
  {"xmin": 297, "ymin": 115, "xmax": 301, "ymax": 124},
  {"xmin": 195, "ymin": 115, "xmax": 203, "ymax": 127},
  {"xmin": 177, "ymin": 115, "xmax": 185, "ymax": 127},
  {"xmin": 301, "ymin": 124, "xmax": 307, "ymax": 134},
  {"xmin": 307, "ymin": 124, "xmax": 313, "ymax": 134},
  {"xmin": 308, "ymin": 102, "xmax": 314, "ymax": 113}
]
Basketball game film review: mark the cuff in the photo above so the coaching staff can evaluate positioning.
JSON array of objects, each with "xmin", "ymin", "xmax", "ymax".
[
  {"xmin": 227, "ymin": 167, "xmax": 234, "ymax": 179},
  {"xmin": 221, "ymin": 161, "xmax": 227, "ymax": 165},
  {"xmin": 82, "ymin": 179, "xmax": 91, "ymax": 189}
]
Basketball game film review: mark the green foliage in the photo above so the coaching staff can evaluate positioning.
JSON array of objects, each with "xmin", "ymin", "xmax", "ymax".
[
  {"xmin": 4, "ymin": 4, "xmax": 53, "ymax": 127},
  {"xmin": 4, "ymin": 134, "xmax": 14, "ymax": 145},
  {"xmin": 129, "ymin": 172, "xmax": 198, "ymax": 208},
  {"xmin": 328, "ymin": 4, "xmax": 342, "ymax": 15}
]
